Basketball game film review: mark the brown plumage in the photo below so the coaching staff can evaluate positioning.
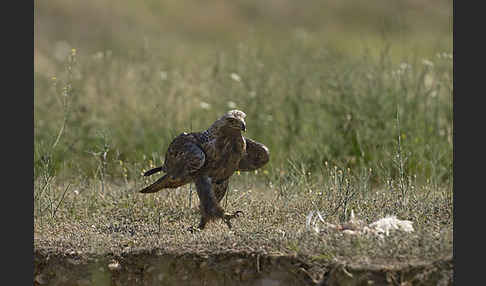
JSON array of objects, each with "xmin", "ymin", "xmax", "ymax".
[{"xmin": 140, "ymin": 110, "xmax": 269, "ymax": 230}]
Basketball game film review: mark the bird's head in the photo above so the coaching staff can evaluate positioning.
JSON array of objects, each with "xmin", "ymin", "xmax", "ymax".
[{"xmin": 217, "ymin": 109, "xmax": 247, "ymax": 133}]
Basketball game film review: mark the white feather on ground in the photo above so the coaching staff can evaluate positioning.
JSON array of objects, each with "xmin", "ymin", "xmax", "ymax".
[
  {"xmin": 306, "ymin": 210, "xmax": 414, "ymax": 238},
  {"xmin": 368, "ymin": 215, "xmax": 414, "ymax": 237}
]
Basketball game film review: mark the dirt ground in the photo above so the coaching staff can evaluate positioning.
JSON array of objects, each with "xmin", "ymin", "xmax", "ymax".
[{"xmin": 34, "ymin": 246, "xmax": 452, "ymax": 286}]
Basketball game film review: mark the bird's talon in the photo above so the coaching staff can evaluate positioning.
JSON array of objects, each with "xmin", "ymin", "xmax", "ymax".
[
  {"xmin": 223, "ymin": 210, "xmax": 244, "ymax": 220},
  {"xmin": 221, "ymin": 210, "xmax": 244, "ymax": 229},
  {"xmin": 233, "ymin": 210, "xmax": 244, "ymax": 217},
  {"xmin": 186, "ymin": 226, "xmax": 201, "ymax": 233},
  {"xmin": 224, "ymin": 220, "xmax": 233, "ymax": 229}
]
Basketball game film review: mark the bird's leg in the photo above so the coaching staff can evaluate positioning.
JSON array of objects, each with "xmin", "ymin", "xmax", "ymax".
[
  {"xmin": 198, "ymin": 216, "xmax": 209, "ymax": 230},
  {"xmin": 213, "ymin": 178, "xmax": 229, "ymax": 203},
  {"xmin": 186, "ymin": 215, "xmax": 211, "ymax": 233},
  {"xmin": 193, "ymin": 175, "xmax": 225, "ymax": 226},
  {"xmin": 213, "ymin": 179, "xmax": 245, "ymax": 225},
  {"xmin": 193, "ymin": 175, "xmax": 243, "ymax": 230}
]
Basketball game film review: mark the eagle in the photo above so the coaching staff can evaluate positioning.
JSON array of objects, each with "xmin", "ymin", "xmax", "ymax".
[{"xmin": 140, "ymin": 110, "xmax": 270, "ymax": 230}]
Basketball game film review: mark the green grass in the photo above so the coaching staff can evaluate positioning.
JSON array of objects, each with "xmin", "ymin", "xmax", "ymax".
[
  {"xmin": 34, "ymin": 42, "xmax": 453, "ymax": 190},
  {"xmin": 35, "ymin": 0, "xmax": 452, "ymax": 185},
  {"xmin": 34, "ymin": 0, "xmax": 452, "ymax": 271}
]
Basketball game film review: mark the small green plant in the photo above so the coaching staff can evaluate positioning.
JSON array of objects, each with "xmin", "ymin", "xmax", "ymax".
[
  {"xmin": 393, "ymin": 106, "xmax": 410, "ymax": 199},
  {"xmin": 34, "ymin": 48, "xmax": 78, "ymax": 224},
  {"xmin": 86, "ymin": 130, "xmax": 112, "ymax": 193}
]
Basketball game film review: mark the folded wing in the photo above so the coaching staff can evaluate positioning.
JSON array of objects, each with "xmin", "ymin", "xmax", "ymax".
[{"xmin": 139, "ymin": 134, "xmax": 206, "ymax": 193}]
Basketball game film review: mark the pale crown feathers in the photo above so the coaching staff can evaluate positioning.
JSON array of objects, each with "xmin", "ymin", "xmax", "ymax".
[{"xmin": 209, "ymin": 109, "xmax": 247, "ymax": 134}]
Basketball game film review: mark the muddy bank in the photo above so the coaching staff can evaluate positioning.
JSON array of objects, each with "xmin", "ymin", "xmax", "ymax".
[{"xmin": 34, "ymin": 249, "xmax": 452, "ymax": 286}]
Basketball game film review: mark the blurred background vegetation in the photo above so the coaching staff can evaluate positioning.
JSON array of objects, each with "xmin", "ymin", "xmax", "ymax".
[{"xmin": 34, "ymin": 0, "xmax": 453, "ymax": 188}]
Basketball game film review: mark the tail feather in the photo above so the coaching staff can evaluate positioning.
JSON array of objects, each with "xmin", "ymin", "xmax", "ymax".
[
  {"xmin": 144, "ymin": 166, "xmax": 164, "ymax": 176},
  {"xmin": 139, "ymin": 174, "xmax": 190, "ymax": 193},
  {"xmin": 140, "ymin": 175, "xmax": 167, "ymax": 193}
]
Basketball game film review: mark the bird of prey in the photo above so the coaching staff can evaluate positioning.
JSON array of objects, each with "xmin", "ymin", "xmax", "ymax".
[{"xmin": 140, "ymin": 110, "xmax": 270, "ymax": 230}]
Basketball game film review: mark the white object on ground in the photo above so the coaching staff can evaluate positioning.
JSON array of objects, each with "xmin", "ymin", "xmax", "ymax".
[{"xmin": 306, "ymin": 210, "xmax": 414, "ymax": 238}]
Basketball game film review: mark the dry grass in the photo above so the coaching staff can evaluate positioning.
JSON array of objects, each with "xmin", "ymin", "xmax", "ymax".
[{"xmin": 34, "ymin": 165, "xmax": 452, "ymax": 267}]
